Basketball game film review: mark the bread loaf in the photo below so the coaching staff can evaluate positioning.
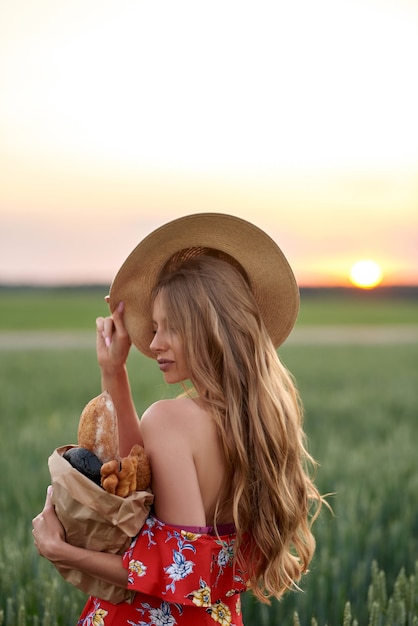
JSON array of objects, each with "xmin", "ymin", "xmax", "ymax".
[
  {"xmin": 78, "ymin": 391, "xmax": 119, "ymax": 463},
  {"xmin": 130, "ymin": 444, "xmax": 152, "ymax": 491}
]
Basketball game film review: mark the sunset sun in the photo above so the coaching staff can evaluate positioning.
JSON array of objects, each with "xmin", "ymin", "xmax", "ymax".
[{"xmin": 349, "ymin": 260, "xmax": 383, "ymax": 289}]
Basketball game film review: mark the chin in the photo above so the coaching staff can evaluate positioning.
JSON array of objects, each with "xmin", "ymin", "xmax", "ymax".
[
  {"xmin": 164, "ymin": 372, "xmax": 188, "ymax": 386},
  {"xmin": 163, "ymin": 373, "xmax": 181, "ymax": 385}
]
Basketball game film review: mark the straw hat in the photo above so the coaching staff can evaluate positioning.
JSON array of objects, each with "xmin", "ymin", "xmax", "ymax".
[{"xmin": 109, "ymin": 213, "xmax": 299, "ymax": 357}]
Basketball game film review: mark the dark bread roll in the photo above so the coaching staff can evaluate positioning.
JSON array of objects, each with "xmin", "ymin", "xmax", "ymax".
[{"xmin": 63, "ymin": 447, "xmax": 103, "ymax": 485}]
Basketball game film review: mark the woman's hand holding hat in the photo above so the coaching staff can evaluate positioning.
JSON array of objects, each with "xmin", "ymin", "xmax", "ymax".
[{"xmin": 96, "ymin": 301, "xmax": 131, "ymax": 372}]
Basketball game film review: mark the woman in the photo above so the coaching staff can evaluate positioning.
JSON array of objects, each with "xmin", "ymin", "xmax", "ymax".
[{"xmin": 33, "ymin": 213, "xmax": 323, "ymax": 625}]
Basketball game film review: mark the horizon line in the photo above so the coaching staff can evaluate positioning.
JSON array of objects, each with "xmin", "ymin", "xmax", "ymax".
[{"xmin": 1, "ymin": 282, "xmax": 418, "ymax": 292}]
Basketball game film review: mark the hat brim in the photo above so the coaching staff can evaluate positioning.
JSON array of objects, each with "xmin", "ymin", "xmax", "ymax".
[{"xmin": 109, "ymin": 213, "xmax": 299, "ymax": 357}]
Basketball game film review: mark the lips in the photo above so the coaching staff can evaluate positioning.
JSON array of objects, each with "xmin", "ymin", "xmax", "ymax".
[{"xmin": 157, "ymin": 358, "xmax": 174, "ymax": 372}]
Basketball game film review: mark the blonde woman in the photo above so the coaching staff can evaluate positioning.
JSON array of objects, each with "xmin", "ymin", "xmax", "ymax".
[{"xmin": 33, "ymin": 213, "xmax": 323, "ymax": 626}]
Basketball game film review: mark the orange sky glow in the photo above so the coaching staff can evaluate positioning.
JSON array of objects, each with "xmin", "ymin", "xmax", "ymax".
[{"xmin": 1, "ymin": 0, "xmax": 417, "ymax": 287}]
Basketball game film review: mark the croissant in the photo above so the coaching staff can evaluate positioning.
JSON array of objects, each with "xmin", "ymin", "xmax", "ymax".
[
  {"xmin": 101, "ymin": 445, "xmax": 152, "ymax": 497},
  {"xmin": 100, "ymin": 460, "xmax": 121, "ymax": 494}
]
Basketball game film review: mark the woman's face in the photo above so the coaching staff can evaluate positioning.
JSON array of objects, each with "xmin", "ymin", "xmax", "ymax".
[{"xmin": 149, "ymin": 291, "xmax": 190, "ymax": 384}]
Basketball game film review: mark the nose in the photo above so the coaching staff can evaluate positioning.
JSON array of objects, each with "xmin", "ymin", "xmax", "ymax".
[
  {"xmin": 150, "ymin": 330, "xmax": 166, "ymax": 354},
  {"xmin": 149, "ymin": 333, "xmax": 158, "ymax": 353}
]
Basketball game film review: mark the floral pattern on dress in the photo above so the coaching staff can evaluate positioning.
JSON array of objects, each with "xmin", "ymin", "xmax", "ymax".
[
  {"xmin": 128, "ymin": 600, "xmax": 183, "ymax": 626},
  {"xmin": 206, "ymin": 600, "xmax": 232, "ymax": 626},
  {"xmin": 77, "ymin": 599, "xmax": 108, "ymax": 626},
  {"xmin": 162, "ymin": 529, "xmax": 198, "ymax": 594},
  {"xmin": 129, "ymin": 560, "xmax": 147, "ymax": 578},
  {"xmin": 78, "ymin": 514, "xmax": 249, "ymax": 626},
  {"xmin": 187, "ymin": 577, "xmax": 212, "ymax": 607}
]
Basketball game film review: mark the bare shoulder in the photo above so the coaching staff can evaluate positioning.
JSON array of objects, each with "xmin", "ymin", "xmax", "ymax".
[
  {"xmin": 139, "ymin": 398, "xmax": 213, "ymax": 525},
  {"xmin": 140, "ymin": 397, "xmax": 209, "ymax": 455},
  {"xmin": 141, "ymin": 397, "xmax": 202, "ymax": 429},
  {"xmin": 139, "ymin": 398, "xmax": 229, "ymax": 526}
]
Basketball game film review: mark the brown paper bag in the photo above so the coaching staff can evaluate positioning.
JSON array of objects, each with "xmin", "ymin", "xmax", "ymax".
[{"xmin": 48, "ymin": 445, "xmax": 154, "ymax": 604}]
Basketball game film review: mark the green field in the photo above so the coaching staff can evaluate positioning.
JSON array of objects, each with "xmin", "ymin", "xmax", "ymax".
[
  {"xmin": 0, "ymin": 289, "xmax": 417, "ymax": 625},
  {"xmin": 0, "ymin": 286, "xmax": 417, "ymax": 329}
]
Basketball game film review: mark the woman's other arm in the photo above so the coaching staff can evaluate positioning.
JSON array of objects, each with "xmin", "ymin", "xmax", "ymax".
[{"xmin": 32, "ymin": 488, "xmax": 129, "ymax": 588}]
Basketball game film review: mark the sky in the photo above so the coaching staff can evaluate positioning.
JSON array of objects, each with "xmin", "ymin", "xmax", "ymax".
[{"xmin": 1, "ymin": 0, "xmax": 417, "ymax": 287}]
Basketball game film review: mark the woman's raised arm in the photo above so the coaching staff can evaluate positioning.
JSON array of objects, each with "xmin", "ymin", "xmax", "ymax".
[{"xmin": 96, "ymin": 300, "xmax": 143, "ymax": 454}]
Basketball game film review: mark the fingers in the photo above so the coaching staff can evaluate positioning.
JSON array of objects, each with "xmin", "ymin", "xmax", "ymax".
[
  {"xmin": 32, "ymin": 486, "xmax": 66, "ymax": 558},
  {"xmin": 96, "ymin": 315, "xmax": 115, "ymax": 348},
  {"xmin": 104, "ymin": 316, "xmax": 116, "ymax": 347},
  {"xmin": 96, "ymin": 302, "xmax": 131, "ymax": 371},
  {"xmin": 96, "ymin": 316, "xmax": 111, "ymax": 348},
  {"xmin": 44, "ymin": 484, "xmax": 54, "ymax": 510},
  {"xmin": 32, "ymin": 486, "xmax": 53, "ymax": 549},
  {"xmin": 112, "ymin": 301, "xmax": 125, "ymax": 330},
  {"xmin": 33, "ymin": 486, "xmax": 53, "ymax": 521},
  {"xmin": 96, "ymin": 302, "xmax": 127, "ymax": 348}
]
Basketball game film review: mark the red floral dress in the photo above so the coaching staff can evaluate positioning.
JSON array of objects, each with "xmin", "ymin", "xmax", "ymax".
[{"xmin": 77, "ymin": 514, "xmax": 249, "ymax": 626}]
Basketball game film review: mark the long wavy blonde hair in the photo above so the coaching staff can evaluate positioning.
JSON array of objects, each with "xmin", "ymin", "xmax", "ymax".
[{"xmin": 154, "ymin": 253, "xmax": 323, "ymax": 603}]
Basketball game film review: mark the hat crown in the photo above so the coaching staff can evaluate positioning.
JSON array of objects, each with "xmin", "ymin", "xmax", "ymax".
[{"xmin": 160, "ymin": 246, "xmax": 250, "ymax": 285}]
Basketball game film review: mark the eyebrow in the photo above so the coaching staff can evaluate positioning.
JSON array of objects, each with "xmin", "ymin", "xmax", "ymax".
[{"xmin": 151, "ymin": 316, "xmax": 168, "ymax": 328}]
